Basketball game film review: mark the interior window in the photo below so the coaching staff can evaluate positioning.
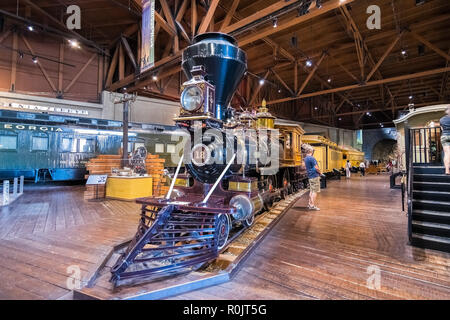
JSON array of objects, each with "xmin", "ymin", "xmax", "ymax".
[
  {"xmin": 0, "ymin": 135, "xmax": 17, "ymax": 150},
  {"xmin": 32, "ymin": 136, "xmax": 48, "ymax": 151}
]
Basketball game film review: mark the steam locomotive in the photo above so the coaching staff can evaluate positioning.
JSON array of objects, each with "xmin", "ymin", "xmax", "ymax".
[{"xmin": 110, "ymin": 33, "xmax": 309, "ymax": 286}]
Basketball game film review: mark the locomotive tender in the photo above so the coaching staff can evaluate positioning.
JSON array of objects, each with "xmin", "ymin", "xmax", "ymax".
[{"xmin": 110, "ymin": 33, "xmax": 311, "ymax": 286}]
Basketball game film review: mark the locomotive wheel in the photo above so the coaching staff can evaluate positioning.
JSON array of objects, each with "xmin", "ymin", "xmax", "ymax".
[
  {"xmin": 243, "ymin": 212, "xmax": 255, "ymax": 228},
  {"xmin": 281, "ymin": 170, "xmax": 291, "ymax": 198},
  {"xmin": 216, "ymin": 214, "xmax": 230, "ymax": 250},
  {"xmin": 267, "ymin": 175, "xmax": 277, "ymax": 192}
]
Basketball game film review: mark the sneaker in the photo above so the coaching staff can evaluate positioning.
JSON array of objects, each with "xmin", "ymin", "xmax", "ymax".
[{"xmin": 310, "ymin": 206, "xmax": 320, "ymax": 211}]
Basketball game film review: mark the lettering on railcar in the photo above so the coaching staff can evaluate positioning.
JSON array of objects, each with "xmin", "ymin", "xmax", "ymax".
[{"xmin": 1, "ymin": 123, "xmax": 63, "ymax": 132}]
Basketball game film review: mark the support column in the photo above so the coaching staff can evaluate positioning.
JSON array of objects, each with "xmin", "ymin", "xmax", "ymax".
[{"xmin": 122, "ymin": 100, "xmax": 129, "ymax": 168}]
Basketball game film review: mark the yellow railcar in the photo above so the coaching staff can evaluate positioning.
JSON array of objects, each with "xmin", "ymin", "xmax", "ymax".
[
  {"xmin": 341, "ymin": 147, "xmax": 365, "ymax": 168},
  {"xmin": 302, "ymin": 135, "xmax": 343, "ymax": 174}
]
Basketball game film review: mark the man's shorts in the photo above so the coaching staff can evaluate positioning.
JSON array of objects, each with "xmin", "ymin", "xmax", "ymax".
[
  {"xmin": 309, "ymin": 176, "xmax": 321, "ymax": 193},
  {"xmin": 441, "ymin": 134, "xmax": 450, "ymax": 147}
]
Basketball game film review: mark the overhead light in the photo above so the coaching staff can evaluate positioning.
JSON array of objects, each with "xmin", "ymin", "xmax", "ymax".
[
  {"xmin": 366, "ymin": 112, "xmax": 371, "ymax": 116},
  {"xmin": 327, "ymin": 77, "xmax": 331, "ymax": 83},
  {"xmin": 314, "ymin": 107, "xmax": 318, "ymax": 110},
  {"xmin": 259, "ymin": 79, "xmax": 265, "ymax": 86},
  {"xmin": 278, "ymin": 89, "xmax": 281, "ymax": 93},
  {"xmin": 27, "ymin": 25, "xmax": 34, "ymax": 31},
  {"xmin": 339, "ymin": 117, "xmax": 342, "ymax": 121},
  {"xmin": 18, "ymin": 51, "xmax": 24, "ymax": 59},
  {"xmin": 272, "ymin": 18, "xmax": 278, "ymax": 28},
  {"xmin": 306, "ymin": 60, "xmax": 313, "ymax": 67},
  {"xmin": 380, "ymin": 123, "xmax": 384, "ymax": 127},
  {"xmin": 152, "ymin": 75, "xmax": 158, "ymax": 81},
  {"xmin": 409, "ymin": 95, "xmax": 413, "ymax": 99},
  {"xmin": 401, "ymin": 49, "xmax": 407, "ymax": 57},
  {"xmin": 68, "ymin": 39, "xmax": 81, "ymax": 49},
  {"xmin": 123, "ymin": 87, "xmax": 127, "ymax": 92},
  {"xmin": 31, "ymin": 56, "xmax": 38, "ymax": 64},
  {"xmin": 316, "ymin": 0, "xmax": 323, "ymax": 9},
  {"xmin": 143, "ymin": 86, "xmax": 148, "ymax": 90}
]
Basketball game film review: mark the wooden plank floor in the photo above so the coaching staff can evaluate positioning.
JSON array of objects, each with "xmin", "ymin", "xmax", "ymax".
[
  {"xmin": 169, "ymin": 175, "xmax": 450, "ymax": 300},
  {"xmin": 0, "ymin": 184, "xmax": 140, "ymax": 300},
  {"xmin": 0, "ymin": 175, "xmax": 448, "ymax": 299}
]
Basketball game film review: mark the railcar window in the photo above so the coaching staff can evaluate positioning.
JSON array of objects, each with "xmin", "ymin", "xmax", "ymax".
[
  {"xmin": 32, "ymin": 136, "xmax": 49, "ymax": 151},
  {"xmin": 155, "ymin": 143, "xmax": 164, "ymax": 153},
  {"xmin": 79, "ymin": 138, "xmax": 95, "ymax": 153},
  {"xmin": 166, "ymin": 144, "xmax": 175, "ymax": 153},
  {"xmin": 135, "ymin": 142, "xmax": 145, "ymax": 151},
  {"xmin": 61, "ymin": 137, "xmax": 77, "ymax": 152},
  {"xmin": 0, "ymin": 135, "xmax": 17, "ymax": 150}
]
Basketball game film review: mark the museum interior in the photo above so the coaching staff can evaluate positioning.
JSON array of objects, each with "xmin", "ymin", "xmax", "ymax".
[{"xmin": 0, "ymin": 0, "xmax": 448, "ymax": 301}]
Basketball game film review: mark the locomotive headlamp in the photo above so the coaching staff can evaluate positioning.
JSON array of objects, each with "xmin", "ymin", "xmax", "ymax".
[{"xmin": 181, "ymin": 85, "xmax": 204, "ymax": 112}]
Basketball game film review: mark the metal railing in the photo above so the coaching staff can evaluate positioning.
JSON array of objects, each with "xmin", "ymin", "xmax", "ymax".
[
  {"xmin": 410, "ymin": 127, "xmax": 443, "ymax": 164},
  {"xmin": 405, "ymin": 126, "xmax": 443, "ymax": 243}
]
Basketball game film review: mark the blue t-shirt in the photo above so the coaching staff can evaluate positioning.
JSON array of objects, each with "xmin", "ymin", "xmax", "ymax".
[
  {"xmin": 440, "ymin": 115, "xmax": 450, "ymax": 135},
  {"xmin": 304, "ymin": 155, "xmax": 319, "ymax": 179}
]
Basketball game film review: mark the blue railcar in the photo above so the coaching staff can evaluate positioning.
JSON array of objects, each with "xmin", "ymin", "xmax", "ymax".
[{"xmin": 0, "ymin": 109, "xmax": 181, "ymax": 182}]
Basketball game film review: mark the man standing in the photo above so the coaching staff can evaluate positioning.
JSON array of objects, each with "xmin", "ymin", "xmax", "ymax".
[
  {"xmin": 345, "ymin": 160, "xmax": 352, "ymax": 178},
  {"xmin": 303, "ymin": 144, "xmax": 321, "ymax": 211},
  {"xmin": 359, "ymin": 161, "xmax": 366, "ymax": 176}
]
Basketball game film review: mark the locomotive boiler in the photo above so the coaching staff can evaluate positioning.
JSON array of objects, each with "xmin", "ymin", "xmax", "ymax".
[{"xmin": 110, "ymin": 33, "xmax": 302, "ymax": 286}]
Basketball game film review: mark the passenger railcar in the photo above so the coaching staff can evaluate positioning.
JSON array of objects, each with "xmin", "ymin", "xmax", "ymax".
[{"xmin": 0, "ymin": 109, "xmax": 181, "ymax": 181}]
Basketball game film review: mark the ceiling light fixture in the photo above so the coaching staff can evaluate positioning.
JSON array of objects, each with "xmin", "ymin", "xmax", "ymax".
[
  {"xmin": 27, "ymin": 25, "xmax": 34, "ymax": 31},
  {"xmin": 259, "ymin": 79, "xmax": 265, "ymax": 86},
  {"xmin": 68, "ymin": 39, "xmax": 81, "ymax": 49},
  {"xmin": 306, "ymin": 60, "xmax": 313, "ymax": 67},
  {"xmin": 152, "ymin": 75, "xmax": 158, "ymax": 81},
  {"xmin": 272, "ymin": 18, "xmax": 278, "ymax": 28},
  {"xmin": 31, "ymin": 56, "xmax": 38, "ymax": 64},
  {"xmin": 316, "ymin": 0, "xmax": 323, "ymax": 9},
  {"xmin": 327, "ymin": 77, "xmax": 331, "ymax": 83}
]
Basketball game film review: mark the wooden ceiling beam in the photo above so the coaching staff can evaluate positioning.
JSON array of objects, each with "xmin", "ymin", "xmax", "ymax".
[
  {"xmin": 237, "ymin": 0, "xmax": 355, "ymax": 47},
  {"xmin": 271, "ymin": 68, "xmax": 294, "ymax": 96},
  {"xmin": 266, "ymin": 66, "xmax": 450, "ymax": 105},
  {"xmin": 220, "ymin": 0, "xmax": 240, "ymax": 31},
  {"xmin": 249, "ymin": 70, "xmax": 270, "ymax": 105},
  {"xmin": 197, "ymin": 0, "xmax": 220, "ymax": 34},
  {"xmin": 366, "ymin": 30, "xmax": 405, "ymax": 82},
  {"xmin": 297, "ymin": 52, "xmax": 327, "ymax": 96},
  {"xmin": 155, "ymin": 11, "xmax": 177, "ymax": 36},
  {"xmin": 410, "ymin": 30, "xmax": 450, "ymax": 62},
  {"xmin": 221, "ymin": 0, "xmax": 295, "ymax": 34}
]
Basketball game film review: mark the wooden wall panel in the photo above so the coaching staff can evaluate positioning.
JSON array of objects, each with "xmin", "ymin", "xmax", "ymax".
[{"xmin": 0, "ymin": 30, "xmax": 101, "ymax": 102}]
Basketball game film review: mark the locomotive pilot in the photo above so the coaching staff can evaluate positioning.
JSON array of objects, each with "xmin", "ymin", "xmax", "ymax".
[{"xmin": 303, "ymin": 144, "xmax": 321, "ymax": 211}]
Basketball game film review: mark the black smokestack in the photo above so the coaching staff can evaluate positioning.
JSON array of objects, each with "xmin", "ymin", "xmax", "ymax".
[{"xmin": 182, "ymin": 32, "xmax": 247, "ymax": 120}]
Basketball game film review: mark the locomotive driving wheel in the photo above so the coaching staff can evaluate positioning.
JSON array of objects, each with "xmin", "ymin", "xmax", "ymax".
[
  {"xmin": 216, "ymin": 214, "xmax": 230, "ymax": 250},
  {"xmin": 281, "ymin": 170, "xmax": 292, "ymax": 198}
]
